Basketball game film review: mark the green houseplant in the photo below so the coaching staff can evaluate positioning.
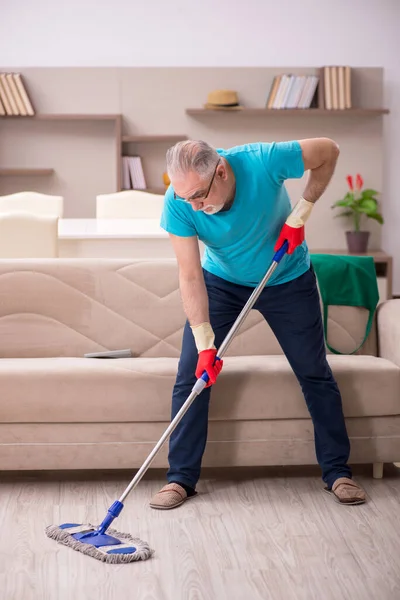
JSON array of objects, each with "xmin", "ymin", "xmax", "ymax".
[{"xmin": 331, "ymin": 174, "xmax": 384, "ymax": 253}]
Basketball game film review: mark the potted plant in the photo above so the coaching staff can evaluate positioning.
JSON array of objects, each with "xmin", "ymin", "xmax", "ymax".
[{"xmin": 331, "ymin": 173, "xmax": 384, "ymax": 253}]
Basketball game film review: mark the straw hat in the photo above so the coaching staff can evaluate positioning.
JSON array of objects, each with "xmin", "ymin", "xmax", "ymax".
[{"xmin": 204, "ymin": 89, "xmax": 243, "ymax": 110}]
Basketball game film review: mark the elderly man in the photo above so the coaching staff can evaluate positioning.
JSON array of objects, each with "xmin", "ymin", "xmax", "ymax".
[{"xmin": 150, "ymin": 138, "xmax": 366, "ymax": 510}]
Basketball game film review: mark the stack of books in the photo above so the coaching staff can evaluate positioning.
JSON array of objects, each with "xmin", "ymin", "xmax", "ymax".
[
  {"xmin": 122, "ymin": 156, "xmax": 147, "ymax": 190},
  {"xmin": 0, "ymin": 72, "xmax": 35, "ymax": 116},
  {"xmin": 321, "ymin": 66, "xmax": 352, "ymax": 110},
  {"xmin": 265, "ymin": 67, "xmax": 353, "ymax": 111},
  {"xmin": 266, "ymin": 74, "xmax": 319, "ymax": 109}
]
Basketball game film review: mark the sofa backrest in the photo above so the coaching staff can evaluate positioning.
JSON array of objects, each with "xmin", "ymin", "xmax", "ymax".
[{"xmin": 0, "ymin": 259, "xmax": 377, "ymax": 358}]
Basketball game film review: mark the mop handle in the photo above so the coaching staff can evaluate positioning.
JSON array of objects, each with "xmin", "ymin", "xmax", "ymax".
[{"xmin": 118, "ymin": 241, "xmax": 288, "ymax": 504}]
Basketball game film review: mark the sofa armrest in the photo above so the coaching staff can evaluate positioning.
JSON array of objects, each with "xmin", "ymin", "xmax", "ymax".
[{"xmin": 377, "ymin": 299, "xmax": 400, "ymax": 366}]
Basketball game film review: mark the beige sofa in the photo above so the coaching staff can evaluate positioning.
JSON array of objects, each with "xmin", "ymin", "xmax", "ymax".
[{"xmin": 0, "ymin": 258, "xmax": 399, "ymax": 473}]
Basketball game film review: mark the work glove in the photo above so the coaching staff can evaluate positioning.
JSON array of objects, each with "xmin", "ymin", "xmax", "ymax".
[
  {"xmin": 191, "ymin": 322, "xmax": 223, "ymax": 388},
  {"xmin": 195, "ymin": 348, "xmax": 223, "ymax": 388},
  {"xmin": 274, "ymin": 197, "xmax": 314, "ymax": 255}
]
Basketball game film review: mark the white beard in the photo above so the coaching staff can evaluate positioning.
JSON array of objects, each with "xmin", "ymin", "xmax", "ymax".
[{"xmin": 200, "ymin": 203, "xmax": 224, "ymax": 215}]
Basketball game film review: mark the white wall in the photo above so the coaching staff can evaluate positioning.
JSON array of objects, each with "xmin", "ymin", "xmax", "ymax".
[{"xmin": 2, "ymin": 0, "xmax": 399, "ymax": 291}]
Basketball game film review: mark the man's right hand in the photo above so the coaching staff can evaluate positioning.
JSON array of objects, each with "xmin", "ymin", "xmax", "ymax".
[
  {"xmin": 195, "ymin": 348, "xmax": 223, "ymax": 388},
  {"xmin": 167, "ymin": 235, "xmax": 224, "ymax": 388}
]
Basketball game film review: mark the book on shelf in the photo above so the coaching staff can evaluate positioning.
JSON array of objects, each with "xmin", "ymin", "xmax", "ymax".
[
  {"xmin": 322, "ymin": 66, "xmax": 352, "ymax": 110},
  {"xmin": 122, "ymin": 156, "xmax": 147, "ymax": 190},
  {"xmin": 266, "ymin": 73, "xmax": 319, "ymax": 109},
  {"xmin": 7, "ymin": 74, "xmax": 28, "ymax": 115},
  {"xmin": 0, "ymin": 73, "xmax": 35, "ymax": 116},
  {"xmin": 0, "ymin": 75, "xmax": 13, "ymax": 116}
]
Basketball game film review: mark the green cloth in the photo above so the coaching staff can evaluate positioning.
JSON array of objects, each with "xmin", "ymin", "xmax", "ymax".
[{"xmin": 310, "ymin": 254, "xmax": 379, "ymax": 355}]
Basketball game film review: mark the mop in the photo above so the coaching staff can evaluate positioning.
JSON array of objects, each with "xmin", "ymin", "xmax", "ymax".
[{"xmin": 45, "ymin": 241, "xmax": 289, "ymax": 563}]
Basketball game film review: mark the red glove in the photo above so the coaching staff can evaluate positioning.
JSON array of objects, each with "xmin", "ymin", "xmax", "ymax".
[
  {"xmin": 195, "ymin": 349, "xmax": 223, "ymax": 388},
  {"xmin": 274, "ymin": 223, "xmax": 305, "ymax": 255},
  {"xmin": 274, "ymin": 197, "xmax": 314, "ymax": 255}
]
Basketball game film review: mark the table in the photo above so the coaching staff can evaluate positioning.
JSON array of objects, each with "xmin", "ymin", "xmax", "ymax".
[{"xmin": 58, "ymin": 218, "xmax": 178, "ymax": 259}]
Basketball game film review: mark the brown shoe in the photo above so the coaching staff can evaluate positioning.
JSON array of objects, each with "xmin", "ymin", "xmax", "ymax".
[
  {"xmin": 149, "ymin": 482, "xmax": 197, "ymax": 510},
  {"xmin": 325, "ymin": 477, "xmax": 366, "ymax": 505}
]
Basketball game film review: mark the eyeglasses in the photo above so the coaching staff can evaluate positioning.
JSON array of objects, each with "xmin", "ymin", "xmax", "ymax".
[{"xmin": 174, "ymin": 159, "xmax": 220, "ymax": 203}]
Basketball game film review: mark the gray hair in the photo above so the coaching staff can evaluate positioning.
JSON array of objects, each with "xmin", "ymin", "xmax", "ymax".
[{"xmin": 166, "ymin": 140, "xmax": 220, "ymax": 180}]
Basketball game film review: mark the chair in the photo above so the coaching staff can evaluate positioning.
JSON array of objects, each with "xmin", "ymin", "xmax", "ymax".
[
  {"xmin": 96, "ymin": 190, "xmax": 164, "ymax": 219},
  {"xmin": 0, "ymin": 191, "xmax": 64, "ymax": 217},
  {"xmin": 0, "ymin": 212, "xmax": 59, "ymax": 258}
]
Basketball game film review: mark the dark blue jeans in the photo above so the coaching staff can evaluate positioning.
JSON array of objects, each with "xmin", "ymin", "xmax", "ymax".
[{"xmin": 167, "ymin": 266, "xmax": 351, "ymax": 490}]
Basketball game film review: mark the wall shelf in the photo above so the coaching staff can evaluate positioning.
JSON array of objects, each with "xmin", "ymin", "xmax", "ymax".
[
  {"xmin": 122, "ymin": 135, "xmax": 187, "ymax": 143},
  {"xmin": 0, "ymin": 113, "xmax": 123, "ymax": 190},
  {"xmin": 0, "ymin": 114, "xmax": 121, "ymax": 121},
  {"xmin": 34, "ymin": 114, "xmax": 121, "ymax": 121},
  {"xmin": 121, "ymin": 135, "xmax": 186, "ymax": 193},
  {"xmin": 0, "ymin": 168, "xmax": 54, "ymax": 176},
  {"xmin": 186, "ymin": 108, "xmax": 390, "ymax": 116}
]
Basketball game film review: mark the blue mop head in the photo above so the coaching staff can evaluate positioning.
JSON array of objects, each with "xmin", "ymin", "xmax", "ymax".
[{"xmin": 45, "ymin": 523, "xmax": 154, "ymax": 564}]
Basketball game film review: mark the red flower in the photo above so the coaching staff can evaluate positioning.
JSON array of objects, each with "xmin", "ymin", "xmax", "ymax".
[
  {"xmin": 356, "ymin": 174, "xmax": 363, "ymax": 190},
  {"xmin": 346, "ymin": 175, "xmax": 354, "ymax": 190}
]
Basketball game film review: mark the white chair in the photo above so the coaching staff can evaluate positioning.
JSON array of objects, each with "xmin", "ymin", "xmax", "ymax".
[
  {"xmin": 0, "ymin": 191, "xmax": 64, "ymax": 217},
  {"xmin": 96, "ymin": 190, "xmax": 164, "ymax": 219},
  {"xmin": 0, "ymin": 212, "xmax": 59, "ymax": 258}
]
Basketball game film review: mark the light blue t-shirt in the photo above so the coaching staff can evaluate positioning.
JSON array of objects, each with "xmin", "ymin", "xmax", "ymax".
[{"xmin": 160, "ymin": 141, "xmax": 310, "ymax": 287}]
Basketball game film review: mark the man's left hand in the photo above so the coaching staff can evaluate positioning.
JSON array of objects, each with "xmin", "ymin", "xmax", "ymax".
[
  {"xmin": 275, "ymin": 223, "xmax": 305, "ymax": 254},
  {"xmin": 274, "ymin": 197, "xmax": 314, "ymax": 255}
]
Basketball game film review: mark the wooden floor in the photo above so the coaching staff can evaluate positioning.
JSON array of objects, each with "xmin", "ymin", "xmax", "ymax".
[{"xmin": 0, "ymin": 465, "xmax": 400, "ymax": 600}]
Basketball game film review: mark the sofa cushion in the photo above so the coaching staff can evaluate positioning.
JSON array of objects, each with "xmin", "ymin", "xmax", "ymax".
[
  {"xmin": 0, "ymin": 259, "xmax": 377, "ymax": 359},
  {"xmin": 0, "ymin": 355, "xmax": 398, "ymax": 424}
]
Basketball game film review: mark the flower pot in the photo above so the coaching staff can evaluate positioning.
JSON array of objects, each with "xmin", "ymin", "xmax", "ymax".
[{"xmin": 345, "ymin": 231, "xmax": 370, "ymax": 253}]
